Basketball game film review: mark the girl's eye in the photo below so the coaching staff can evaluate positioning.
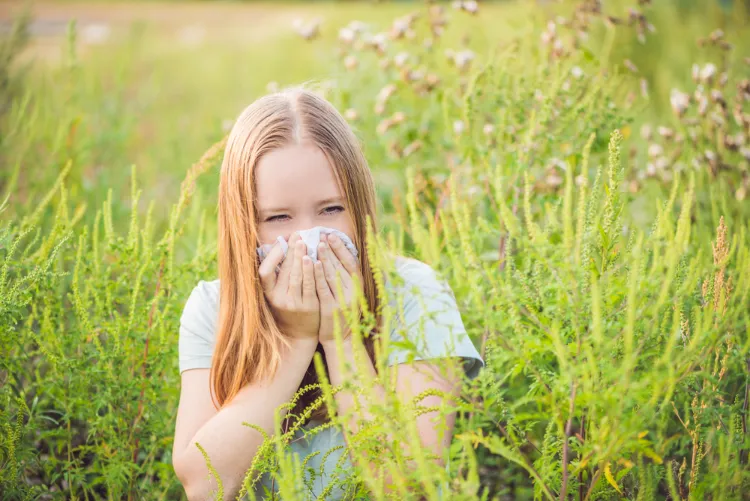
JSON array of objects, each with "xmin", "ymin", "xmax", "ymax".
[
  {"xmin": 323, "ymin": 206, "xmax": 344, "ymax": 215},
  {"xmin": 266, "ymin": 215, "xmax": 289, "ymax": 222}
]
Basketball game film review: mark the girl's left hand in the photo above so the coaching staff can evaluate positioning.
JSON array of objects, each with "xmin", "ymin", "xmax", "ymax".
[{"xmin": 314, "ymin": 233, "xmax": 362, "ymax": 346}]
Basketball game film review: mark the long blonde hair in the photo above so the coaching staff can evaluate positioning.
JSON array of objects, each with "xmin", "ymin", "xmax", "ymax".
[{"xmin": 213, "ymin": 87, "xmax": 381, "ymax": 420}]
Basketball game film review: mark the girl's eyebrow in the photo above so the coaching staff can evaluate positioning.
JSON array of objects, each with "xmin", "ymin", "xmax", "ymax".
[
  {"xmin": 259, "ymin": 206, "xmax": 291, "ymax": 214},
  {"xmin": 318, "ymin": 197, "xmax": 344, "ymax": 205},
  {"xmin": 259, "ymin": 197, "xmax": 342, "ymax": 214}
]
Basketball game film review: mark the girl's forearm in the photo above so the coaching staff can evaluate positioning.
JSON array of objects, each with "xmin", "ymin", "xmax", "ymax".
[
  {"xmin": 321, "ymin": 337, "xmax": 384, "ymax": 432},
  {"xmin": 321, "ymin": 338, "xmax": 401, "ymax": 489},
  {"xmin": 174, "ymin": 337, "xmax": 318, "ymax": 501}
]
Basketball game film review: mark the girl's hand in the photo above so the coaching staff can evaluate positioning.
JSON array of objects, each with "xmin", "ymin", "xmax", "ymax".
[
  {"xmin": 314, "ymin": 233, "xmax": 362, "ymax": 346},
  {"xmin": 259, "ymin": 232, "xmax": 320, "ymax": 340}
]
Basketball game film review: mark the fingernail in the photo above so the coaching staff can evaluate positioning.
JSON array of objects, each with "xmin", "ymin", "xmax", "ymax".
[
  {"xmin": 319, "ymin": 242, "xmax": 327, "ymax": 250},
  {"xmin": 329, "ymin": 234, "xmax": 339, "ymax": 243}
]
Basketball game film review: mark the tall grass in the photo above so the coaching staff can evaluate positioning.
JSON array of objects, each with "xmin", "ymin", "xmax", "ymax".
[{"xmin": 1, "ymin": 1, "xmax": 749, "ymax": 500}]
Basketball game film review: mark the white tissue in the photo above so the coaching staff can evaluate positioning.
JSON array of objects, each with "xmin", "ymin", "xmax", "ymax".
[{"xmin": 256, "ymin": 226, "xmax": 358, "ymax": 265}]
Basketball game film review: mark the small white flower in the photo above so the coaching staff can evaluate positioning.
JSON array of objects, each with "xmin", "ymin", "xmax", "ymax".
[
  {"xmin": 699, "ymin": 63, "xmax": 717, "ymax": 83},
  {"xmin": 453, "ymin": 120, "xmax": 465, "ymax": 134},
  {"xmin": 344, "ymin": 109, "xmax": 358, "ymax": 121},
  {"xmin": 376, "ymin": 84, "xmax": 397, "ymax": 103},
  {"xmin": 657, "ymin": 126, "xmax": 674, "ymax": 139},
  {"xmin": 571, "ymin": 66, "xmax": 584, "ymax": 79},
  {"xmin": 483, "ymin": 124, "xmax": 495, "ymax": 136},
  {"xmin": 394, "ymin": 52, "xmax": 410, "ymax": 68},
  {"xmin": 670, "ymin": 89, "xmax": 690, "ymax": 116},
  {"xmin": 692, "ymin": 64, "xmax": 700, "ymax": 82},
  {"xmin": 339, "ymin": 27, "xmax": 356, "ymax": 44},
  {"xmin": 344, "ymin": 55, "xmax": 358, "ymax": 70},
  {"xmin": 648, "ymin": 143, "xmax": 664, "ymax": 158},
  {"xmin": 453, "ymin": 50, "xmax": 475, "ymax": 71},
  {"xmin": 348, "ymin": 21, "xmax": 367, "ymax": 33},
  {"xmin": 464, "ymin": 1, "xmax": 479, "ymax": 13}
]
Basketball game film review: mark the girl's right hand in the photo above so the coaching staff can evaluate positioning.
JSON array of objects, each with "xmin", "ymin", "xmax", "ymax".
[{"xmin": 259, "ymin": 232, "xmax": 320, "ymax": 340}]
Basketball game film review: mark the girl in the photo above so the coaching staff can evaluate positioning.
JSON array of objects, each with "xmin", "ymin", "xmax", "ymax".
[{"xmin": 172, "ymin": 87, "xmax": 483, "ymax": 500}]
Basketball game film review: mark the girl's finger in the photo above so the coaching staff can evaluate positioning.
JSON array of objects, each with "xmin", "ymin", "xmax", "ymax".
[
  {"xmin": 288, "ymin": 240, "xmax": 305, "ymax": 302},
  {"xmin": 319, "ymin": 241, "xmax": 346, "ymax": 299},
  {"xmin": 314, "ymin": 261, "xmax": 334, "ymax": 303},
  {"xmin": 276, "ymin": 233, "xmax": 300, "ymax": 292},
  {"xmin": 301, "ymin": 255, "xmax": 317, "ymax": 305},
  {"xmin": 258, "ymin": 241, "xmax": 285, "ymax": 295},
  {"xmin": 327, "ymin": 233, "xmax": 360, "ymax": 276},
  {"xmin": 323, "ymin": 236, "xmax": 352, "ymax": 289}
]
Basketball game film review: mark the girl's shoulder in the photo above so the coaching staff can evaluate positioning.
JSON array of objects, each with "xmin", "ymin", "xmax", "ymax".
[{"xmin": 387, "ymin": 255, "xmax": 456, "ymax": 299}]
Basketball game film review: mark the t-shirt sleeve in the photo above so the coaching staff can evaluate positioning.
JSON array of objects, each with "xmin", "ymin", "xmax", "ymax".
[
  {"xmin": 178, "ymin": 280, "xmax": 219, "ymax": 374},
  {"xmin": 385, "ymin": 260, "xmax": 484, "ymax": 379}
]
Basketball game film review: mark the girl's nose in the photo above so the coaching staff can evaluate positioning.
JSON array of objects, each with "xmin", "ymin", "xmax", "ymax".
[{"xmin": 286, "ymin": 219, "xmax": 316, "ymax": 240}]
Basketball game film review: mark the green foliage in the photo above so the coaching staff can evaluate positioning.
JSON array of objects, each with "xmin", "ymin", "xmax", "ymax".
[{"xmin": 1, "ymin": 1, "xmax": 749, "ymax": 500}]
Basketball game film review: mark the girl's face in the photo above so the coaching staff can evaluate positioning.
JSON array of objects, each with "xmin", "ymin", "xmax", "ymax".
[{"xmin": 255, "ymin": 141, "xmax": 354, "ymax": 245}]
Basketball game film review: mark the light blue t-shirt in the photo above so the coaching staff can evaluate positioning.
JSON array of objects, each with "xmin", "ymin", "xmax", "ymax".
[{"xmin": 178, "ymin": 256, "xmax": 484, "ymax": 499}]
